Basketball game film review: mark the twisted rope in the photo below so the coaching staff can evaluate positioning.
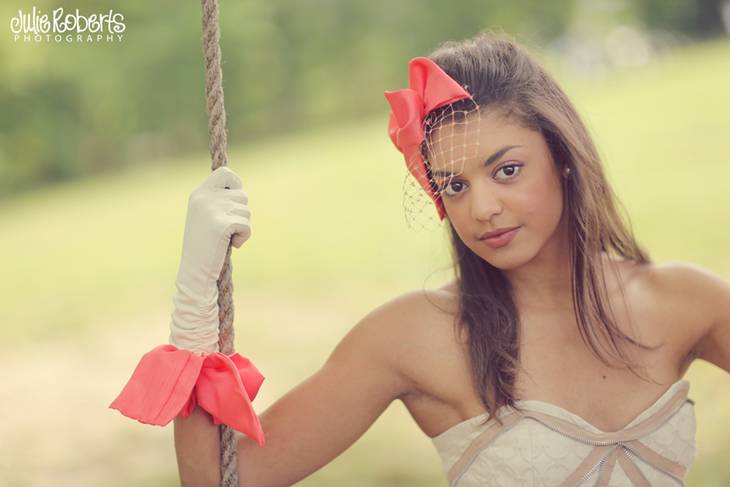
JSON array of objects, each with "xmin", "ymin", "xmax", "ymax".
[{"xmin": 200, "ymin": 0, "xmax": 239, "ymax": 485}]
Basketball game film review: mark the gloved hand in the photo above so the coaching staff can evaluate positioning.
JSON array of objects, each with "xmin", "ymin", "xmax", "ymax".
[{"xmin": 168, "ymin": 166, "xmax": 252, "ymax": 354}]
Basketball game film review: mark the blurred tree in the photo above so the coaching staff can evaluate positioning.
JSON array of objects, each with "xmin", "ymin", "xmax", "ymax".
[
  {"xmin": 4, "ymin": 0, "xmax": 721, "ymax": 198},
  {"xmin": 635, "ymin": 0, "xmax": 727, "ymax": 38}
]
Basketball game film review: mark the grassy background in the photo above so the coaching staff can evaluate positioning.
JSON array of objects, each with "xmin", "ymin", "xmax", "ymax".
[{"xmin": 0, "ymin": 37, "xmax": 729, "ymax": 486}]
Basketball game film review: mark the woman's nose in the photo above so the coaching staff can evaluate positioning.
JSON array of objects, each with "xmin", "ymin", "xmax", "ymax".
[{"xmin": 470, "ymin": 186, "xmax": 502, "ymax": 222}]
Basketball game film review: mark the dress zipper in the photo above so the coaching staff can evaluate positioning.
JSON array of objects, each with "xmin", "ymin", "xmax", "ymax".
[
  {"xmin": 524, "ymin": 417, "xmax": 685, "ymax": 486},
  {"xmin": 453, "ymin": 412, "xmax": 687, "ymax": 486}
]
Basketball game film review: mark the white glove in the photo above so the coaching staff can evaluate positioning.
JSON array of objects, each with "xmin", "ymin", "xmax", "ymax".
[{"xmin": 168, "ymin": 166, "xmax": 252, "ymax": 354}]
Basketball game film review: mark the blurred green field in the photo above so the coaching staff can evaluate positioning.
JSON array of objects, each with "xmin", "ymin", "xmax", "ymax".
[{"xmin": 0, "ymin": 38, "xmax": 729, "ymax": 486}]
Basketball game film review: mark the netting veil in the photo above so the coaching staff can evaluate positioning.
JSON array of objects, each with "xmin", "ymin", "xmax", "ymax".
[{"xmin": 384, "ymin": 57, "xmax": 483, "ymax": 231}]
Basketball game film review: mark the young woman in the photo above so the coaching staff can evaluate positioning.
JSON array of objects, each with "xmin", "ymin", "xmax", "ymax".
[{"xmin": 172, "ymin": 31, "xmax": 730, "ymax": 486}]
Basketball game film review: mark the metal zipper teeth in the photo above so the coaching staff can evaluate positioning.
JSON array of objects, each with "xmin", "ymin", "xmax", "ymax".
[
  {"xmin": 453, "ymin": 414, "xmax": 685, "ymax": 486},
  {"xmin": 452, "ymin": 418, "xmax": 621, "ymax": 486},
  {"xmin": 526, "ymin": 416, "xmax": 623, "ymax": 446},
  {"xmin": 621, "ymin": 445, "xmax": 685, "ymax": 486},
  {"xmin": 525, "ymin": 418, "xmax": 620, "ymax": 485},
  {"xmin": 525, "ymin": 398, "xmax": 690, "ymax": 447},
  {"xmin": 537, "ymin": 420, "xmax": 677, "ymax": 486},
  {"xmin": 578, "ymin": 454, "xmax": 609, "ymax": 484}
]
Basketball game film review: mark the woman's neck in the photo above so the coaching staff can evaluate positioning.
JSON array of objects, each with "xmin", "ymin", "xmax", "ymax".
[{"xmin": 504, "ymin": 218, "xmax": 573, "ymax": 311}]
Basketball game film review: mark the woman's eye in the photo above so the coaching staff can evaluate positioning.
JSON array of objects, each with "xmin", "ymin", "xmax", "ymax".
[
  {"xmin": 494, "ymin": 163, "xmax": 522, "ymax": 180},
  {"xmin": 438, "ymin": 164, "xmax": 521, "ymax": 197},
  {"xmin": 440, "ymin": 180, "xmax": 466, "ymax": 197}
]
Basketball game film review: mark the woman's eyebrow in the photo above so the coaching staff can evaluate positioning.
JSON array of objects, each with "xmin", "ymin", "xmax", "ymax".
[{"xmin": 432, "ymin": 144, "xmax": 523, "ymax": 177}]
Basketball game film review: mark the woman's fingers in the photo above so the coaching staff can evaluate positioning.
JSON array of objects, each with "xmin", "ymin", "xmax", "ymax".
[
  {"xmin": 202, "ymin": 168, "xmax": 251, "ymax": 250},
  {"xmin": 227, "ymin": 203, "xmax": 251, "ymax": 219},
  {"xmin": 220, "ymin": 201, "xmax": 251, "ymax": 249},
  {"xmin": 224, "ymin": 189, "xmax": 249, "ymax": 205},
  {"xmin": 231, "ymin": 233, "xmax": 246, "ymax": 248},
  {"xmin": 206, "ymin": 166, "xmax": 243, "ymax": 191},
  {"xmin": 227, "ymin": 220, "xmax": 251, "ymax": 248}
]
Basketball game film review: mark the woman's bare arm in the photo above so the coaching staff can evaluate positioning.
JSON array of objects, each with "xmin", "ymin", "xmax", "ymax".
[
  {"xmin": 174, "ymin": 404, "xmax": 223, "ymax": 486},
  {"xmin": 173, "ymin": 293, "xmax": 419, "ymax": 487},
  {"xmin": 647, "ymin": 262, "xmax": 730, "ymax": 374},
  {"xmin": 681, "ymin": 264, "xmax": 730, "ymax": 373}
]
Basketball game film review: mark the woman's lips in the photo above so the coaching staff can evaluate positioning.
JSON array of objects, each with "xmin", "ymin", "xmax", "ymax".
[{"xmin": 480, "ymin": 226, "xmax": 520, "ymax": 249}]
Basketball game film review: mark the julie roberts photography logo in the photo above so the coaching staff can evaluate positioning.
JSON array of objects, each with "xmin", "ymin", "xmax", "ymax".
[{"xmin": 9, "ymin": 6, "xmax": 126, "ymax": 44}]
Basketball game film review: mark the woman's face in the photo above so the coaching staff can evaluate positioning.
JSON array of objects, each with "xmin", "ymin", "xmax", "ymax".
[{"xmin": 428, "ymin": 109, "xmax": 567, "ymax": 270}]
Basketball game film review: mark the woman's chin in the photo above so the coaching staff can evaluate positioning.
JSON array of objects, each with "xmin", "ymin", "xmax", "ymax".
[
  {"xmin": 476, "ymin": 245, "xmax": 533, "ymax": 271},
  {"xmin": 484, "ymin": 256, "xmax": 524, "ymax": 271}
]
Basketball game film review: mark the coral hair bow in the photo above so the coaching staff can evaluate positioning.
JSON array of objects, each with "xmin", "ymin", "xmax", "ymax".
[
  {"xmin": 109, "ymin": 344, "xmax": 266, "ymax": 446},
  {"xmin": 383, "ymin": 56, "xmax": 474, "ymax": 220}
]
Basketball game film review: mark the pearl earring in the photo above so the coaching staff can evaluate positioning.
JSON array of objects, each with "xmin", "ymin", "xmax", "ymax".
[{"xmin": 563, "ymin": 166, "xmax": 572, "ymax": 178}]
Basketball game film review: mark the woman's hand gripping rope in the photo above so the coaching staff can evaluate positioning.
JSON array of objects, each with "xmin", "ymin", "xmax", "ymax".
[{"xmin": 109, "ymin": 166, "xmax": 266, "ymax": 447}]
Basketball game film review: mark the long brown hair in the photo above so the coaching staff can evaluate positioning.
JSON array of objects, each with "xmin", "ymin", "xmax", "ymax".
[{"xmin": 421, "ymin": 29, "xmax": 662, "ymax": 426}]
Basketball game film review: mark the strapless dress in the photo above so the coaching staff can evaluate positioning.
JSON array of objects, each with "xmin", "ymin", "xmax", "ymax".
[{"xmin": 431, "ymin": 378, "xmax": 696, "ymax": 486}]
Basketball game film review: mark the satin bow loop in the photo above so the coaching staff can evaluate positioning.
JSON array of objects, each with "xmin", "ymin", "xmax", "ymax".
[
  {"xmin": 109, "ymin": 344, "xmax": 266, "ymax": 446},
  {"xmin": 383, "ymin": 56, "xmax": 475, "ymax": 221}
]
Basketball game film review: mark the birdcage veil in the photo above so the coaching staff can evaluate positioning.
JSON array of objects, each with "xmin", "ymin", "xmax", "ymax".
[
  {"xmin": 384, "ymin": 56, "xmax": 485, "ymax": 231},
  {"xmin": 400, "ymin": 95, "xmax": 484, "ymax": 231}
]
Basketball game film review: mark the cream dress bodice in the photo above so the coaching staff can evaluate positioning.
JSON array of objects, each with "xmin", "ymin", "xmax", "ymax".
[{"xmin": 431, "ymin": 378, "xmax": 697, "ymax": 486}]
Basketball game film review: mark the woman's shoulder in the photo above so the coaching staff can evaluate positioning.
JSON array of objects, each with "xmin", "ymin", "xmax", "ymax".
[
  {"xmin": 654, "ymin": 261, "xmax": 725, "ymax": 288},
  {"xmin": 321, "ymin": 284, "xmax": 461, "ymax": 401},
  {"xmin": 621, "ymin": 259, "xmax": 726, "ymax": 359},
  {"xmin": 624, "ymin": 259, "xmax": 722, "ymax": 304},
  {"xmin": 367, "ymin": 279, "xmax": 457, "ymax": 315},
  {"xmin": 353, "ymin": 282, "xmax": 465, "ymax": 395},
  {"xmin": 376, "ymin": 282, "xmax": 468, "ymax": 397},
  {"xmin": 607, "ymin": 256, "xmax": 709, "ymax": 295},
  {"xmin": 397, "ymin": 281, "xmax": 461, "ymax": 329},
  {"xmin": 367, "ymin": 281, "xmax": 461, "ymax": 343}
]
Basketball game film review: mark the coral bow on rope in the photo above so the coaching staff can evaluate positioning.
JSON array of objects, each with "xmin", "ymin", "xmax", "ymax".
[
  {"xmin": 383, "ymin": 56, "xmax": 474, "ymax": 220},
  {"xmin": 109, "ymin": 344, "xmax": 266, "ymax": 446}
]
